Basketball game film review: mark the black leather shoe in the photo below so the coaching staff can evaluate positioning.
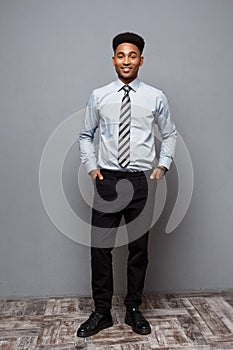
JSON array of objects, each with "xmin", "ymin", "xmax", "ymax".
[
  {"xmin": 125, "ymin": 308, "xmax": 151, "ymax": 335},
  {"xmin": 76, "ymin": 311, "xmax": 113, "ymax": 337}
]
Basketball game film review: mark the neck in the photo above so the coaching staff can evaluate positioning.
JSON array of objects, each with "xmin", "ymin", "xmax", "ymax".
[{"xmin": 118, "ymin": 76, "xmax": 137, "ymax": 84}]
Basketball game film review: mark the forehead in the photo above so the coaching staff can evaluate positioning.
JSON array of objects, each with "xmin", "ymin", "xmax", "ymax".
[{"xmin": 115, "ymin": 42, "xmax": 140, "ymax": 54}]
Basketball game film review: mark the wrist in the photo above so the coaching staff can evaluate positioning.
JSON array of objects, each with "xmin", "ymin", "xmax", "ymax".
[{"xmin": 157, "ymin": 166, "xmax": 167, "ymax": 175}]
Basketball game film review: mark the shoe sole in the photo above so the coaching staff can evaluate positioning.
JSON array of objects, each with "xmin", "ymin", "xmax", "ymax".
[
  {"xmin": 125, "ymin": 317, "xmax": 151, "ymax": 335},
  {"xmin": 76, "ymin": 321, "xmax": 113, "ymax": 338}
]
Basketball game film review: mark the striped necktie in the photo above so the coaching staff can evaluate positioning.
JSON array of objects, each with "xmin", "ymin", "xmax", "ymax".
[{"xmin": 118, "ymin": 85, "xmax": 131, "ymax": 168}]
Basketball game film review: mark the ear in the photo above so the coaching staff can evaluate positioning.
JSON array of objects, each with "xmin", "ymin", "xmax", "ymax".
[
  {"xmin": 139, "ymin": 56, "xmax": 144, "ymax": 66},
  {"xmin": 112, "ymin": 56, "xmax": 116, "ymax": 66}
]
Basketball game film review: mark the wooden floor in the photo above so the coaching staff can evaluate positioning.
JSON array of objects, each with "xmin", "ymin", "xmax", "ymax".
[{"xmin": 0, "ymin": 291, "xmax": 233, "ymax": 349}]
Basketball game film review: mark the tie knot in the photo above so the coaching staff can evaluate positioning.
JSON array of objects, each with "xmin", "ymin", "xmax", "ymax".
[{"xmin": 123, "ymin": 85, "xmax": 130, "ymax": 94}]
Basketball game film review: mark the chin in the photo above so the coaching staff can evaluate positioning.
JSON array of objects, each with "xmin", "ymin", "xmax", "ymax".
[{"xmin": 120, "ymin": 74, "xmax": 134, "ymax": 80}]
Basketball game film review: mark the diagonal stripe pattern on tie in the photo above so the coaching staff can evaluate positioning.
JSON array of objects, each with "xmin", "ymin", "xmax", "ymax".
[{"xmin": 118, "ymin": 85, "xmax": 131, "ymax": 168}]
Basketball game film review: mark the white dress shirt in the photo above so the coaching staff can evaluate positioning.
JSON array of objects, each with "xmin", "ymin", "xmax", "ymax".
[{"xmin": 79, "ymin": 78, "xmax": 177, "ymax": 173}]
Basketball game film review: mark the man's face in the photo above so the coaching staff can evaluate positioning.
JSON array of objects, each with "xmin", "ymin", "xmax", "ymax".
[{"xmin": 112, "ymin": 42, "xmax": 144, "ymax": 84}]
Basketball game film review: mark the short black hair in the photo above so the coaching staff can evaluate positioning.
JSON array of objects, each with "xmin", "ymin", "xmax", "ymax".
[{"xmin": 112, "ymin": 32, "xmax": 145, "ymax": 54}]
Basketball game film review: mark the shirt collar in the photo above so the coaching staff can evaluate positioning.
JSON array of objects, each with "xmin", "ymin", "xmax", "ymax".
[{"xmin": 115, "ymin": 77, "xmax": 140, "ymax": 92}]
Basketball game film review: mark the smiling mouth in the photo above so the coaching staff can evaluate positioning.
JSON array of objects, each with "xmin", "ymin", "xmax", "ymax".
[{"xmin": 122, "ymin": 67, "xmax": 131, "ymax": 73}]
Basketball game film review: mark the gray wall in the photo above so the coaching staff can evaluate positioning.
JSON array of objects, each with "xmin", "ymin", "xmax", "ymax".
[{"xmin": 0, "ymin": 0, "xmax": 233, "ymax": 298}]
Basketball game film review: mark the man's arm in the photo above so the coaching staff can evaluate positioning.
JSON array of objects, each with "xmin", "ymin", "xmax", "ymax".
[
  {"xmin": 79, "ymin": 91, "xmax": 102, "ymax": 180},
  {"xmin": 151, "ymin": 92, "xmax": 177, "ymax": 181}
]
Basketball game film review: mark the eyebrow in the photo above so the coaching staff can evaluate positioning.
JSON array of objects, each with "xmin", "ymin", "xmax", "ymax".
[{"xmin": 117, "ymin": 51, "xmax": 138, "ymax": 55}]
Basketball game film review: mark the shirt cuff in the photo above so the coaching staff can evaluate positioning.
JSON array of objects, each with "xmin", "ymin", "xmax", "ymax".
[
  {"xmin": 158, "ymin": 157, "xmax": 172, "ymax": 171},
  {"xmin": 84, "ymin": 160, "xmax": 98, "ymax": 174}
]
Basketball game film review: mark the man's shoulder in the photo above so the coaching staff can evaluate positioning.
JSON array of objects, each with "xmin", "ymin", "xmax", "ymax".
[
  {"xmin": 91, "ymin": 81, "xmax": 116, "ymax": 97},
  {"xmin": 139, "ymin": 81, "xmax": 164, "ymax": 96}
]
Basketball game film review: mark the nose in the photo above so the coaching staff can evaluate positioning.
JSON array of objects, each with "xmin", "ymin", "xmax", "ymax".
[{"xmin": 123, "ymin": 56, "xmax": 130, "ymax": 65}]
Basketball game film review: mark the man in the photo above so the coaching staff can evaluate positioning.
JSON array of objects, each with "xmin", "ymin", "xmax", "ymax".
[{"xmin": 77, "ymin": 32, "xmax": 177, "ymax": 337}]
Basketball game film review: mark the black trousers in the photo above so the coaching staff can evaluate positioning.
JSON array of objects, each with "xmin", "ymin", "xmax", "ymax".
[{"xmin": 91, "ymin": 169, "xmax": 156, "ymax": 314}]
